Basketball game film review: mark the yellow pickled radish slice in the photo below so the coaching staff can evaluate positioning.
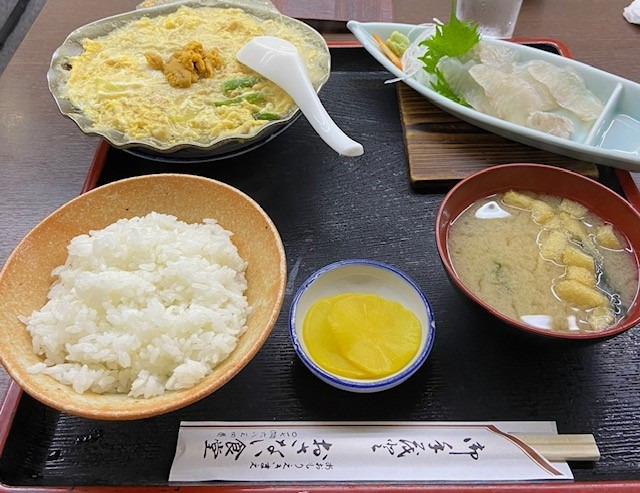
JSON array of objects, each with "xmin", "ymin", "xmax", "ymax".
[
  {"xmin": 327, "ymin": 294, "xmax": 422, "ymax": 378},
  {"xmin": 302, "ymin": 295, "xmax": 370, "ymax": 379}
]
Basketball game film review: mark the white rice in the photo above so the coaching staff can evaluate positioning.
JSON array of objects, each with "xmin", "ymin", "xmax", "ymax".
[{"xmin": 20, "ymin": 212, "xmax": 250, "ymax": 398}]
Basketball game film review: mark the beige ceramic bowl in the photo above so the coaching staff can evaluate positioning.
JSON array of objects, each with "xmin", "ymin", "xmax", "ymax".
[{"xmin": 0, "ymin": 174, "xmax": 286, "ymax": 420}]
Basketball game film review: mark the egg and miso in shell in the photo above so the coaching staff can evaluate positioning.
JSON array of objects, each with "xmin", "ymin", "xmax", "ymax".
[{"xmin": 62, "ymin": 6, "xmax": 327, "ymax": 146}]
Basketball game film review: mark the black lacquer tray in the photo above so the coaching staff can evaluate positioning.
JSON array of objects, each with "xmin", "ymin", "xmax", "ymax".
[{"xmin": 0, "ymin": 47, "xmax": 639, "ymax": 491}]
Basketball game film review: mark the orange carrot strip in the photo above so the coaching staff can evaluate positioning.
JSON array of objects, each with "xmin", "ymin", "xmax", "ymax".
[{"xmin": 371, "ymin": 33, "xmax": 403, "ymax": 70}]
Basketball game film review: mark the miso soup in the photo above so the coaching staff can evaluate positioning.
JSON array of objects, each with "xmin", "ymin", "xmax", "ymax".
[{"xmin": 447, "ymin": 190, "xmax": 639, "ymax": 333}]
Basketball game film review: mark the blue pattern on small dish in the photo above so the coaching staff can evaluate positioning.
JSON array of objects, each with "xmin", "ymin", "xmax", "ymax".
[{"xmin": 289, "ymin": 259, "xmax": 436, "ymax": 393}]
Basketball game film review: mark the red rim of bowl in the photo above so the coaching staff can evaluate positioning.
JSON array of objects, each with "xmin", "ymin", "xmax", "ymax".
[{"xmin": 435, "ymin": 163, "xmax": 640, "ymax": 340}]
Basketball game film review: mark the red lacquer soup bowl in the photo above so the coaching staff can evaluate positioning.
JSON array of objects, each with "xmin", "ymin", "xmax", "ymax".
[{"xmin": 435, "ymin": 163, "xmax": 640, "ymax": 340}]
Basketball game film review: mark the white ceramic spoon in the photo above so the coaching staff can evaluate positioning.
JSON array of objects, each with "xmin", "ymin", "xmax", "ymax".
[{"xmin": 237, "ymin": 36, "xmax": 364, "ymax": 157}]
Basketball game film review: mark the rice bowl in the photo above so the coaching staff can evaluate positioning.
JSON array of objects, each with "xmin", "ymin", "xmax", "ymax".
[
  {"xmin": 0, "ymin": 174, "xmax": 286, "ymax": 420},
  {"xmin": 22, "ymin": 212, "xmax": 250, "ymax": 398}
]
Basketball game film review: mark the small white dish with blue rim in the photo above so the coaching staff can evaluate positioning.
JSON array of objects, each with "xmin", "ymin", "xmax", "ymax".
[{"xmin": 289, "ymin": 259, "xmax": 436, "ymax": 392}]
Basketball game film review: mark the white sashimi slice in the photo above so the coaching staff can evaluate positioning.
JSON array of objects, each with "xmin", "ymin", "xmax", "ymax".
[
  {"xmin": 469, "ymin": 64, "xmax": 553, "ymax": 125},
  {"xmin": 436, "ymin": 56, "xmax": 495, "ymax": 115},
  {"xmin": 527, "ymin": 60, "xmax": 604, "ymax": 121},
  {"xmin": 526, "ymin": 111, "xmax": 575, "ymax": 138},
  {"xmin": 513, "ymin": 62, "xmax": 557, "ymax": 111},
  {"xmin": 471, "ymin": 42, "xmax": 520, "ymax": 73}
]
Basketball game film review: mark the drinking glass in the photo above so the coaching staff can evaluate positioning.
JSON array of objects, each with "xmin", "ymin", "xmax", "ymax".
[{"xmin": 455, "ymin": 0, "xmax": 523, "ymax": 38}]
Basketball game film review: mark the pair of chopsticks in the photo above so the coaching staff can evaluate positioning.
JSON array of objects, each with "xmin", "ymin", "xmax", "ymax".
[
  {"xmin": 371, "ymin": 33, "xmax": 403, "ymax": 70},
  {"xmin": 514, "ymin": 434, "xmax": 600, "ymax": 462}
]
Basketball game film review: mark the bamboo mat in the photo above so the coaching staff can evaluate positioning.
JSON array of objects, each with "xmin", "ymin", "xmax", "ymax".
[{"xmin": 397, "ymin": 83, "xmax": 599, "ymax": 188}]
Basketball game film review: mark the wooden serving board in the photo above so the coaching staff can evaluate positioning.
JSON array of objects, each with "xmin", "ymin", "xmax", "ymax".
[{"xmin": 397, "ymin": 82, "xmax": 599, "ymax": 188}]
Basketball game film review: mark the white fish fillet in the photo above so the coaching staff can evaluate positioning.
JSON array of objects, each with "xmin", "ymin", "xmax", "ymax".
[
  {"xmin": 472, "ymin": 42, "xmax": 519, "ymax": 73},
  {"xmin": 526, "ymin": 111, "xmax": 575, "ymax": 139},
  {"xmin": 527, "ymin": 60, "xmax": 604, "ymax": 121},
  {"xmin": 513, "ymin": 62, "xmax": 557, "ymax": 112},
  {"xmin": 437, "ymin": 56, "xmax": 495, "ymax": 115},
  {"xmin": 469, "ymin": 64, "xmax": 553, "ymax": 125},
  {"xmin": 417, "ymin": 39, "xmax": 605, "ymax": 139}
]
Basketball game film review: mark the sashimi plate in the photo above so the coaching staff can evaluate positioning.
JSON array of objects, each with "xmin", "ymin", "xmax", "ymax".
[{"xmin": 348, "ymin": 21, "xmax": 640, "ymax": 171}]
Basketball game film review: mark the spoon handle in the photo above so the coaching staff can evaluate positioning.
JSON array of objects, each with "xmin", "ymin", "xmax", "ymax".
[
  {"xmin": 237, "ymin": 37, "xmax": 364, "ymax": 157},
  {"xmin": 284, "ymin": 72, "xmax": 364, "ymax": 157}
]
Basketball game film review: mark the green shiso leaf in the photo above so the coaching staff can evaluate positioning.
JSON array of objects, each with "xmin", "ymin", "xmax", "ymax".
[{"xmin": 418, "ymin": 0, "xmax": 480, "ymax": 106}]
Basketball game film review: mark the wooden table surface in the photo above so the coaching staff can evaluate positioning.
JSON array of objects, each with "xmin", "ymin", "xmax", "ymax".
[{"xmin": 0, "ymin": 0, "xmax": 639, "ymax": 403}]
